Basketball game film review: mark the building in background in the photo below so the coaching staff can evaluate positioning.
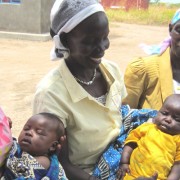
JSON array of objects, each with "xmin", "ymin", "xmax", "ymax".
[
  {"xmin": 100, "ymin": 0, "xmax": 180, "ymax": 10},
  {"xmin": 0, "ymin": 0, "xmax": 20, "ymax": 3},
  {"xmin": 100, "ymin": 0, "xmax": 149, "ymax": 10},
  {"xmin": 0, "ymin": 0, "xmax": 55, "ymax": 41}
]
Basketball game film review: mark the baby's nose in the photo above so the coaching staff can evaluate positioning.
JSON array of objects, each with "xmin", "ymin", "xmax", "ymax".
[
  {"xmin": 25, "ymin": 130, "xmax": 33, "ymax": 136},
  {"xmin": 164, "ymin": 116, "xmax": 172, "ymax": 124}
]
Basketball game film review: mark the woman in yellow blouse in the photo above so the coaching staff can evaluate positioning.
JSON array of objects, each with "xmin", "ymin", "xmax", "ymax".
[
  {"xmin": 119, "ymin": 94, "xmax": 180, "ymax": 180},
  {"xmin": 123, "ymin": 9, "xmax": 180, "ymax": 110},
  {"xmin": 33, "ymin": 0, "xmax": 128, "ymax": 179}
]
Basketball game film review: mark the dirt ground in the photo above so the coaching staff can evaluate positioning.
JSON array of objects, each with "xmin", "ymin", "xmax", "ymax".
[{"xmin": 0, "ymin": 22, "xmax": 168, "ymax": 137}]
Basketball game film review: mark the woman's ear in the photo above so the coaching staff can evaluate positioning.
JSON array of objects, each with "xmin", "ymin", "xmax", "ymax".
[
  {"xmin": 60, "ymin": 32, "xmax": 68, "ymax": 48},
  {"xmin": 169, "ymin": 23, "xmax": 173, "ymax": 34}
]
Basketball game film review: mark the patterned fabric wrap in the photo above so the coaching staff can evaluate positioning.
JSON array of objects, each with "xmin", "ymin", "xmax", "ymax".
[
  {"xmin": 93, "ymin": 105, "xmax": 158, "ymax": 180},
  {"xmin": 0, "ymin": 107, "xmax": 13, "ymax": 167},
  {"xmin": 139, "ymin": 37, "xmax": 171, "ymax": 55},
  {"xmin": 2, "ymin": 140, "xmax": 67, "ymax": 180}
]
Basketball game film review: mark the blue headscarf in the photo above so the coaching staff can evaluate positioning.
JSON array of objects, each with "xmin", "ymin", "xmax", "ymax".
[{"xmin": 171, "ymin": 8, "xmax": 180, "ymax": 25}]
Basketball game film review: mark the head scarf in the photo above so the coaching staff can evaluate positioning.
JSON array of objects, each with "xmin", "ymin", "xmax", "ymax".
[
  {"xmin": 140, "ymin": 8, "xmax": 180, "ymax": 55},
  {"xmin": 50, "ymin": 0, "xmax": 104, "ymax": 60},
  {"xmin": 171, "ymin": 8, "xmax": 180, "ymax": 25}
]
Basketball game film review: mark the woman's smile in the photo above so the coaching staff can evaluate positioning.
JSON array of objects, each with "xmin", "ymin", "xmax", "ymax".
[{"xmin": 90, "ymin": 57, "xmax": 102, "ymax": 64}]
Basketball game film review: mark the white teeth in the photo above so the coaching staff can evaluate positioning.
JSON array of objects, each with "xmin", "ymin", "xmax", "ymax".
[{"xmin": 91, "ymin": 57, "xmax": 101, "ymax": 61}]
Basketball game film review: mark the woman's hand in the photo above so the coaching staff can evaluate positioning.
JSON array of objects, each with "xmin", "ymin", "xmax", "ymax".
[
  {"xmin": 57, "ymin": 135, "xmax": 66, "ymax": 151},
  {"xmin": 59, "ymin": 132, "xmax": 93, "ymax": 180}
]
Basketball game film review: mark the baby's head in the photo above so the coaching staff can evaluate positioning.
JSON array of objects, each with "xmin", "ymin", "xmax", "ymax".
[
  {"xmin": 154, "ymin": 94, "xmax": 180, "ymax": 135},
  {"xmin": 18, "ymin": 112, "xmax": 65, "ymax": 156}
]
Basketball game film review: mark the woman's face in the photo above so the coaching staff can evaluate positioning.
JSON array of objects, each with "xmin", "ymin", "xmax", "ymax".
[
  {"xmin": 64, "ymin": 12, "xmax": 110, "ymax": 69},
  {"xmin": 170, "ymin": 20, "xmax": 180, "ymax": 57}
]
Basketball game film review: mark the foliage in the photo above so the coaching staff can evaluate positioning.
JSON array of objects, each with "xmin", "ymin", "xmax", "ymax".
[{"xmin": 106, "ymin": 3, "xmax": 180, "ymax": 26}]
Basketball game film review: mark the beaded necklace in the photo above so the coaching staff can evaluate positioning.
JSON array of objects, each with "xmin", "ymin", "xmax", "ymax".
[{"xmin": 74, "ymin": 69, "xmax": 96, "ymax": 85}]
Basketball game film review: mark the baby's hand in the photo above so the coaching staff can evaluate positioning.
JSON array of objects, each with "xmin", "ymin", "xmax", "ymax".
[{"xmin": 116, "ymin": 163, "xmax": 130, "ymax": 180}]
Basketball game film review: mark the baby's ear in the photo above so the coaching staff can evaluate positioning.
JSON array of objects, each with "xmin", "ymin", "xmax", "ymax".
[{"xmin": 49, "ymin": 141, "xmax": 59, "ymax": 152}]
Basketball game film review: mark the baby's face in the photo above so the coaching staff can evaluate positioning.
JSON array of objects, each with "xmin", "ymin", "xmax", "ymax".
[
  {"xmin": 18, "ymin": 114, "xmax": 58, "ymax": 156},
  {"xmin": 154, "ymin": 99, "xmax": 180, "ymax": 135}
]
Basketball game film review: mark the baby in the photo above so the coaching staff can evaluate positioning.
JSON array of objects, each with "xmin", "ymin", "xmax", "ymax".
[
  {"xmin": 1, "ymin": 112, "xmax": 68, "ymax": 180},
  {"xmin": 119, "ymin": 94, "xmax": 180, "ymax": 180}
]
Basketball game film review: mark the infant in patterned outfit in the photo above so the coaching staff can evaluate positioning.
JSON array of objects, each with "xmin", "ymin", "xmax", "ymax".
[{"xmin": 1, "ymin": 112, "xmax": 68, "ymax": 180}]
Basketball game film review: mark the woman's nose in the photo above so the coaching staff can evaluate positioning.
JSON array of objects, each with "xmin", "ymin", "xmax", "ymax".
[
  {"xmin": 97, "ymin": 39, "xmax": 109, "ymax": 52},
  {"xmin": 96, "ymin": 43, "xmax": 105, "ymax": 53}
]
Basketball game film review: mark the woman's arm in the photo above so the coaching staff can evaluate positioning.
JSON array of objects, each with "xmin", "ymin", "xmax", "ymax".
[
  {"xmin": 167, "ymin": 161, "xmax": 180, "ymax": 180},
  {"xmin": 59, "ymin": 131, "xmax": 99, "ymax": 180},
  {"xmin": 122, "ymin": 58, "xmax": 147, "ymax": 108}
]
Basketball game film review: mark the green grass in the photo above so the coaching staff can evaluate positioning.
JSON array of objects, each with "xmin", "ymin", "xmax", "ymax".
[{"xmin": 106, "ymin": 3, "xmax": 180, "ymax": 26}]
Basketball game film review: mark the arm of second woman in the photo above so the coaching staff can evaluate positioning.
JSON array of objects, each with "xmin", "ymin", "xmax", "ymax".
[
  {"xmin": 122, "ymin": 58, "xmax": 147, "ymax": 108},
  {"xmin": 59, "ymin": 131, "xmax": 99, "ymax": 180}
]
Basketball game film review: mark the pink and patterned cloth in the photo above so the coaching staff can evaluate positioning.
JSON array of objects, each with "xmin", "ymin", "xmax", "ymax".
[{"xmin": 0, "ymin": 107, "xmax": 13, "ymax": 167}]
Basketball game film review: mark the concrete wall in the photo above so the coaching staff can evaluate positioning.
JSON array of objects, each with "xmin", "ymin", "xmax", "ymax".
[{"xmin": 0, "ymin": 0, "xmax": 55, "ymax": 34}]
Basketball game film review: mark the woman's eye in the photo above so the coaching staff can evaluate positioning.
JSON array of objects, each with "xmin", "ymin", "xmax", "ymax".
[{"xmin": 175, "ymin": 27, "xmax": 180, "ymax": 33}]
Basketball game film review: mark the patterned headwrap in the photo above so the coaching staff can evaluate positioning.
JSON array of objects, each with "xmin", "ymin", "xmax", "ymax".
[
  {"xmin": 50, "ymin": 0, "xmax": 104, "ymax": 61},
  {"xmin": 171, "ymin": 8, "xmax": 180, "ymax": 25},
  {"xmin": 140, "ymin": 9, "xmax": 180, "ymax": 55}
]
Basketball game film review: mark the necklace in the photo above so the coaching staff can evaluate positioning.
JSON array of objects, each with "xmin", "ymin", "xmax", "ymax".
[{"xmin": 74, "ymin": 69, "xmax": 96, "ymax": 85}]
